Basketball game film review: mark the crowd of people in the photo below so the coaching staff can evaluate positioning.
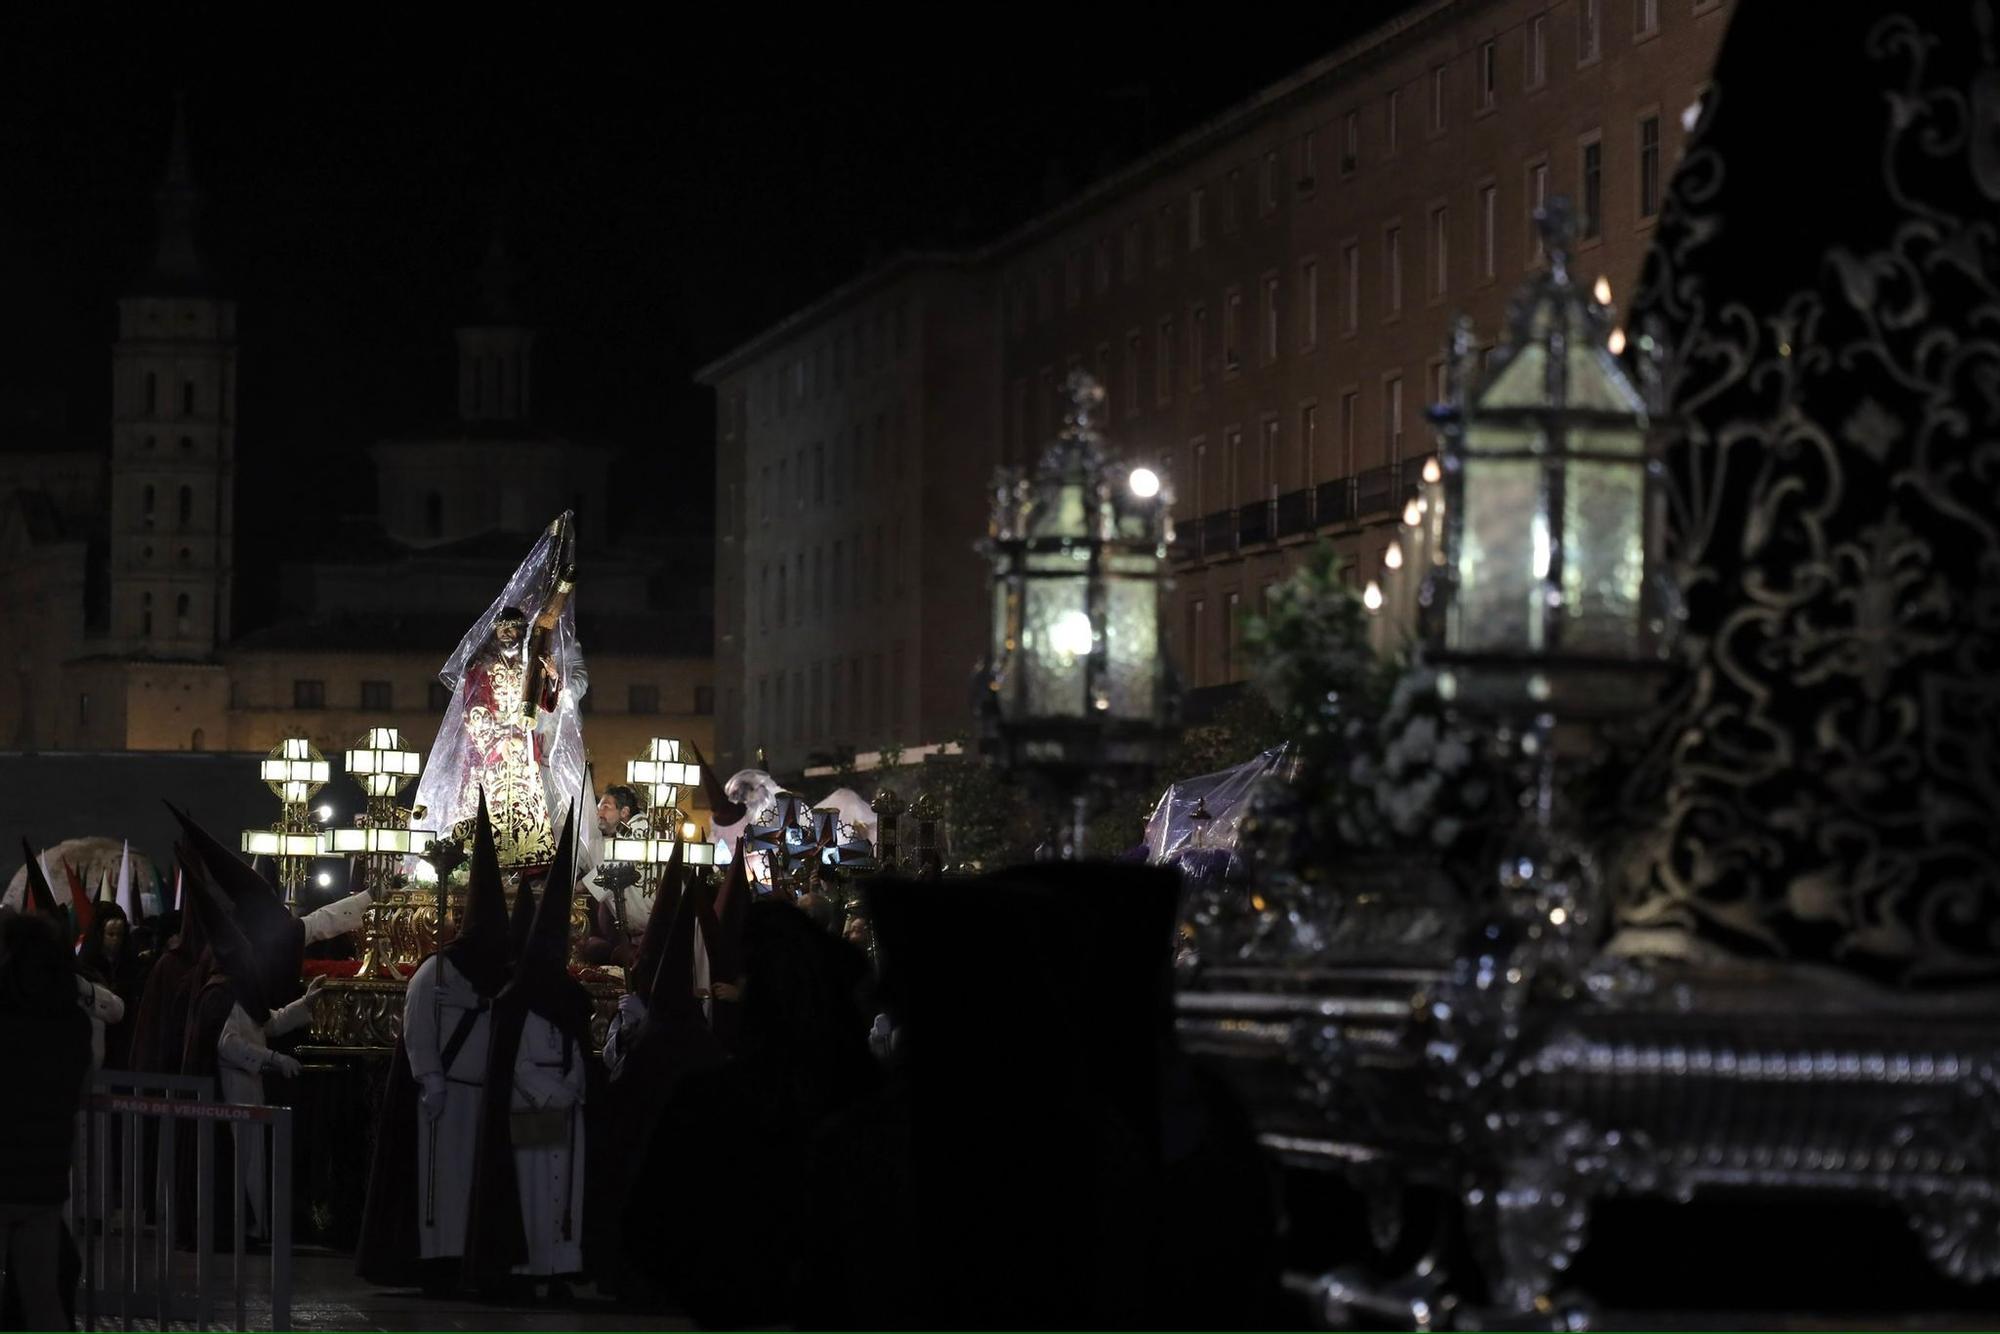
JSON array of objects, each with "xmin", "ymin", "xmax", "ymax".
[
  {"xmin": 0, "ymin": 808, "xmax": 372, "ymax": 1325},
  {"xmin": 354, "ymin": 791, "xmax": 1281, "ymax": 1326},
  {"xmin": 0, "ymin": 779, "xmax": 1279, "ymax": 1329}
]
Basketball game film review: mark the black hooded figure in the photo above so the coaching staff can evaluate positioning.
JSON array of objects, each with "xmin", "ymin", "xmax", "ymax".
[
  {"xmin": 591, "ymin": 839, "xmax": 730, "ymax": 1303},
  {"xmin": 171, "ymin": 849, "xmax": 264, "ymax": 1249},
  {"xmin": 462, "ymin": 805, "xmax": 602, "ymax": 1297},
  {"xmin": 0, "ymin": 906, "xmax": 92, "ymax": 1331},
  {"xmin": 355, "ymin": 790, "xmax": 512, "ymax": 1290},
  {"xmin": 128, "ymin": 858, "xmax": 206, "ymax": 1077},
  {"xmin": 794, "ymin": 861, "xmax": 1279, "ymax": 1329},
  {"xmin": 630, "ymin": 889, "xmax": 880, "ymax": 1325}
]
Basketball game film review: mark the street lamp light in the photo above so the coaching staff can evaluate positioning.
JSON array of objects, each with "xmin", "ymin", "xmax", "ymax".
[
  {"xmin": 979, "ymin": 369, "xmax": 1178, "ymax": 856},
  {"xmin": 242, "ymin": 735, "xmax": 331, "ymax": 909}
]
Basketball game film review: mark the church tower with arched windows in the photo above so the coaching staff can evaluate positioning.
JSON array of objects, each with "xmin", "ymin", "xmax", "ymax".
[
  {"xmin": 107, "ymin": 97, "xmax": 236, "ymax": 659},
  {"xmin": 370, "ymin": 223, "xmax": 608, "ymax": 547}
]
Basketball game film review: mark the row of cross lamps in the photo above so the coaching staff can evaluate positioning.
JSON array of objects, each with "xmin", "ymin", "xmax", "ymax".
[
  {"xmin": 241, "ymin": 731, "xmax": 720, "ymax": 910},
  {"xmin": 239, "ymin": 730, "xmax": 427, "ymax": 907},
  {"xmin": 979, "ymin": 198, "xmax": 1673, "ymax": 915}
]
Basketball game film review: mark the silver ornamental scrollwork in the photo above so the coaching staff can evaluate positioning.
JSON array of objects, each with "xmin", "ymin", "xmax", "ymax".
[
  {"xmin": 1464, "ymin": 1111, "xmax": 1657, "ymax": 1322},
  {"xmin": 1886, "ymin": 1060, "xmax": 2000, "ymax": 1282},
  {"xmin": 1623, "ymin": 9, "xmax": 2000, "ymax": 978}
]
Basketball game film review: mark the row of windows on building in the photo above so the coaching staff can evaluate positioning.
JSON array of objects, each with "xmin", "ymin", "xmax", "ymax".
[
  {"xmin": 275, "ymin": 680, "xmax": 714, "ymax": 715},
  {"xmin": 753, "ymin": 301, "xmax": 913, "ymax": 425},
  {"xmin": 138, "ymin": 591, "xmax": 195, "ymax": 638},
  {"xmin": 750, "ymin": 406, "xmax": 907, "ymax": 528},
  {"xmin": 1005, "ymin": 120, "xmax": 1664, "ymax": 453},
  {"xmin": 756, "ymin": 519, "xmax": 906, "ymax": 635},
  {"xmin": 1181, "ymin": 547, "xmax": 1387, "ymax": 686},
  {"xmin": 1180, "ymin": 571, "xmax": 1370, "ymax": 686},
  {"xmin": 137, "ymin": 372, "xmax": 216, "ymax": 419},
  {"xmin": 1178, "ymin": 382, "xmax": 1417, "ymax": 518},
  {"xmin": 136, "ymin": 543, "xmax": 200, "ymax": 567},
  {"xmin": 1005, "ymin": 0, "xmax": 1694, "ymax": 332},
  {"xmin": 137, "ymin": 483, "xmax": 199, "ymax": 529},
  {"xmin": 751, "ymin": 647, "xmax": 907, "ymax": 752}
]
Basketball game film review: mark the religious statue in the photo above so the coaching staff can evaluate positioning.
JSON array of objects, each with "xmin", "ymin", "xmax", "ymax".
[{"xmin": 412, "ymin": 512, "xmax": 591, "ymax": 872}]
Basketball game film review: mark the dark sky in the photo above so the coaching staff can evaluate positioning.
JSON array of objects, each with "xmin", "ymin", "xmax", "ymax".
[{"xmin": 0, "ymin": 7, "xmax": 1406, "ymax": 587}]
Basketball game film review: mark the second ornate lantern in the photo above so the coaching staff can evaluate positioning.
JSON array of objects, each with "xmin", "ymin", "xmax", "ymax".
[
  {"xmin": 979, "ymin": 370, "xmax": 1177, "ymax": 854},
  {"xmin": 1423, "ymin": 199, "xmax": 1675, "ymax": 721}
]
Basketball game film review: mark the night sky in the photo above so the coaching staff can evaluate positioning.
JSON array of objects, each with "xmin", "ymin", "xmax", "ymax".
[{"xmin": 0, "ymin": 7, "xmax": 1404, "ymax": 615}]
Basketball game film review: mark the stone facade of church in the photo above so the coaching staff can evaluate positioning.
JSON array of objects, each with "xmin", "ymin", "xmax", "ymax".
[{"xmin": 0, "ymin": 107, "xmax": 713, "ymax": 789}]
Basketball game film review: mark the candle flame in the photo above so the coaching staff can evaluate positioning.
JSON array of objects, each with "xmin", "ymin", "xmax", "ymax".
[
  {"xmin": 1593, "ymin": 276, "xmax": 1612, "ymax": 305},
  {"xmin": 1402, "ymin": 497, "xmax": 1424, "ymax": 527},
  {"xmin": 1363, "ymin": 580, "xmax": 1384, "ymax": 612},
  {"xmin": 1384, "ymin": 540, "xmax": 1404, "ymax": 570},
  {"xmin": 1608, "ymin": 327, "xmax": 1627, "ymax": 356},
  {"xmin": 1422, "ymin": 457, "xmax": 1442, "ymax": 484}
]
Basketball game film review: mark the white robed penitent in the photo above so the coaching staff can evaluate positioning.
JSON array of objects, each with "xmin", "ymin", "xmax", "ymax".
[
  {"xmin": 403, "ymin": 953, "xmax": 492, "ymax": 1259},
  {"xmin": 509, "ymin": 1011, "xmax": 586, "ymax": 1276}
]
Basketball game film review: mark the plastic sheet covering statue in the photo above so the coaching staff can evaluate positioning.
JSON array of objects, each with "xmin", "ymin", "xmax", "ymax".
[
  {"xmin": 412, "ymin": 513, "xmax": 593, "ymax": 873},
  {"xmin": 1143, "ymin": 744, "xmax": 1292, "ymax": 865}
]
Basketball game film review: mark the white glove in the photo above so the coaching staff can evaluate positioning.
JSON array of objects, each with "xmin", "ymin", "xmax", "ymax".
[
  {"xmin": 266, "ymin": 1052, "xmax": 302, "ymax": 1078},
  {"xmin": 420, "ymin": 1072, "xmax": 448, "ymax": 1121}
]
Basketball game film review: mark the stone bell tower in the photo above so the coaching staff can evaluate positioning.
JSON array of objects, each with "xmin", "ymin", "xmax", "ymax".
[{"xmin": 107, "ymin": 96, "xmax": 236, "ymax": 658}]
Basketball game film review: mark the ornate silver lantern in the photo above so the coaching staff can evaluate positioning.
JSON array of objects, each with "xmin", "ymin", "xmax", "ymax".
[
  {"xmin": 1423, "ymin": 198, "xmax": 1675, "ymax": 721},
  {"xmin": 979, "ymin": 369, "xmax": 1177, "ymax": 855}
]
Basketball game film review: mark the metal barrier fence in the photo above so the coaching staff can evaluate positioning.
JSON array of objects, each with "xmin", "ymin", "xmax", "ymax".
[{"xmin": 69, "ymin": 1072, "xmax": 292, "ymax": 1331}]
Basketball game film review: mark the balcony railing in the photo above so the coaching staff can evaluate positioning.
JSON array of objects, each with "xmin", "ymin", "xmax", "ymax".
[
  {"xmin": 1315, "ymin": 478, "xmax": 1353, "ymax": 526},
  {"xmin": 1170, "ymin": 457, "xmax": 1434, "ymax": 565},
  {"xmin": 1274, "ymin": 489, "xmax": 1314, "ymax": 538},
  {"xmin": 1237, "ymin": 499, "xmax": 1272, "ymax": 548},
  {"xmin": 1354, "ymin": 465, "xmax": 1396, "ymax": 516},
  {"xmin": 1200, "ymin": 510, "xmax": 1238, "ymax": 559}
]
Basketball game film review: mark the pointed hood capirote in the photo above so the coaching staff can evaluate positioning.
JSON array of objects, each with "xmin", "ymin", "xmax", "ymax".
[
  {"xmin": 441, "ymin": 789, "xmax": 512, "ymax": 997},
  {"xmin": 627, "ymin": 836, "xmax": 684, "ymax": 1003},
  {"xmin": 507, "ymin": 868, "xmax": 538, "ymax": 961},
  {"xmin": 709, "ymin": 837, "xmax": 751, "ymax": 987},
  {"xmin": 168, "ymin": 802, "xmax": 306, "ymax": 1011},
  {"xmin": 511, "ymin": 803, "xmax": 591, "ymax": 1044},
  {"xmin": 173, "ymin": 845, "xmax": 208, "ymax": 964},
  {"xmin": 17, "ymin": 840, "xmax": 56, "ymax": 917},
  {"xmin": 179, "ymin": 847, "xmax": 269, "ymax": 1025},
  {"xmin": 683, "ymin": 739, "xmax": 747, "ymax": 828},
  {"xmin": 462, "ymin": 802, "xmax": 598, "ymax": 1286}
]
